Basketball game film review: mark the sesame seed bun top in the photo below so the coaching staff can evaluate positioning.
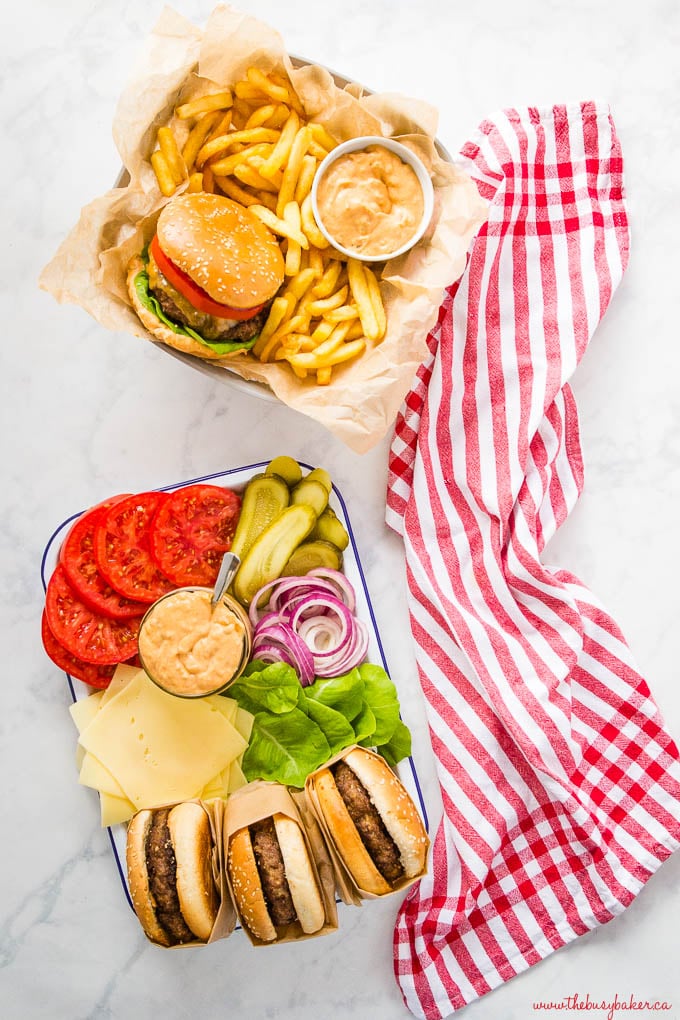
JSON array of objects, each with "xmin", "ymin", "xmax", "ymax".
[{"xmin": 156, "ymin": 193, "xmax": 284, "ymax": 310}]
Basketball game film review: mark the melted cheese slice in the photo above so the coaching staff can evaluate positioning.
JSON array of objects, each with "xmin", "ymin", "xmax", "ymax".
[
  {"xmin": 100, "ymin": 792, "xmax": 136, "ymax": 827},
  {"xmin": 77, "ymin": 670, "xmax": 247, "ymax": 809}
]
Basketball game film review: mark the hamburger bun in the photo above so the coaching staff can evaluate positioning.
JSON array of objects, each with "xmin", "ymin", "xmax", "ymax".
[
  {"xmin": 126, "ymin": 803, "xmax": 219, "ymax": 946},
  {"xmin": 227, "ymin": 812, "xmax": 325, "ymax": 942},
  {"xmin": 309, "ymin": 748, "xmax": 428, "ymax": 896}
]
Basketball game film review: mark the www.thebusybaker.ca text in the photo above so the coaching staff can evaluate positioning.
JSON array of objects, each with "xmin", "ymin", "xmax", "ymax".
[{"xmin": 533, "ymin": 993, "xmax": 673, "ymax": 1020}]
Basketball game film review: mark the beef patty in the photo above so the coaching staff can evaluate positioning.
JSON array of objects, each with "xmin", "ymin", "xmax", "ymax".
[
  {"xmin": 250, "ymin": 818, "xmax": 297, "ymax": 927},
  {"xmin": 332, "ymin": 760, "xmax": 404, "ymax": 885}
]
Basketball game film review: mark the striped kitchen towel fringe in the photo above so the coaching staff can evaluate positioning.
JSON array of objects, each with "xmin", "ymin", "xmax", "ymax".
[{"xmin": 386, "ymin": 102, "xmax": 680, "ymax": 1019}]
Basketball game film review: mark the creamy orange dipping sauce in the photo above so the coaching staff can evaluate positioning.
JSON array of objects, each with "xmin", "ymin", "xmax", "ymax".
[
  {"xmin": 139, "ymin": 588, "xmax": 248, "ymax": 697},
  {"xmin": 316, "ymin": 145, "xmax": 425, "ymax": 257}
]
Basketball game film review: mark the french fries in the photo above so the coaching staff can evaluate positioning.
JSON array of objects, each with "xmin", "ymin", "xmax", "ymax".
[{"xmin": 147, "ymin": 66, "xmax": 390, "ymax": 384}]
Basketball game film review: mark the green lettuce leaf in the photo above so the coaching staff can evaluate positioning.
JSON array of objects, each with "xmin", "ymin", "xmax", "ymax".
[
  {"xmin": 358, "ymin": 663, "xmax": 401, "ymax": 745},
  {"xmin": 376, "ymin": 719, "xmax": 412, "ymax": 767},
  {"xmin": 133, "ymin": 268, "xmax": 259, "ymax": 356},
  {"xmin": 352, "ymin": 700, "xmax": 377, "ymax": 743},
  {"xmin": 228, "ymin": 661, "xmax": 301, "ymax": 715},
  {"xmin": 305, "ymin": 668, "xmax": 365, "ymax": 720},
  {"xmin": 301, "ymin": 695, "xmax": 356, "ymax": 756},
  {"xmin": 242, "ymin": 708, "xmax": 331, "ymax": 788}
]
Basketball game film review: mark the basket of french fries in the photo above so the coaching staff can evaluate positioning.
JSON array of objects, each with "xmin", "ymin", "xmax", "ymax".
[{"xmin": 40, "ymin": 4, "xmax": 487, "ymax": 452}]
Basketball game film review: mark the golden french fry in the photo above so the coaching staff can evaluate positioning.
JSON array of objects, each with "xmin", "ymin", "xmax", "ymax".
[
  {"xmin": 214, "ymin": 175, "xmax": 259, "ymax": 206},
  {"xmin": 294, "ymin": 154, "xmax": 317, "ymax": 204},
  {"xmin": 150, "ymin": 150, "xmax": 177, "ymax": 196},
  {"xmin": 253, "ymin": 190, "xmax": 278, "ymax": 211},
  {"xmin": 157, "ymin": 127, "xmax": 187, "ymax": 185},
  {"xmin": 308, "ymin": 247, "xmax": 324, "ymax": 278},
  {"xmin": 300, "ymin": 194, "xmax": 329, "ymax": 249},
  {"xmin": 246, "ymin": 67, "xmax": 290, "ymax": 104},
  {"xmin": 251, "ymin": 295, "xmax": 291, "ymax": 358},
  {"xmin": 269, "ymin": 70, "xmax": 305, "ymax": 117},
  {"xmin": 283, "ymin": 202, "xmax": 303, "ymax": 276},
  {"xmin": 244, "ymin": 155, "xmax": 283, "ymax": 190},
  {"xmin": 312, "ymin": 259, "xmax": 343, "ymax": 298},
  {"xmin": 289, "ymin": 336, "xmax": 366, "ymax": 370},
  {"xmin": 316, "ymin": 367, "xmax": 332, "ymax": 385},
  {"xmin": 263, "ymin": 104, "xmax": 291, "ymax": 129},
  {"xmin": 364, "ymin": 265, "xmax": 387, "ymax": 341},
  {"xmin": 290, "ymin": 363, "xmax": 308, "ymax": 380},
  {"xmin": 209, "ymin": 143, "xmax": 271, "ymax": 177},
  {"xmin": 276, "ymin": 126, "xmax": 309, "ymax": 217},
  {"xmin": 308, "ymin": 123, "xmax": 338, "ymax": 152},
  {"xmin": 196, "ymin": 128, "xmax": 280, "ymax": 168},
  {"xmin": 176, "ymin": 91, "xmax": 232, "ymax": 120},
  {"xmin": 245, "ymin": 103, "xmax": 278, "ymax": 129},
  {"xmin": 283, "ymin": 267, "xmax": 317, "ymax": 302},
  {"xmin": 181, "ymin": 111, "xmax": 220, "ymax": 170},
  {"xmin": 305, "ymin": 285, "xmax": 348, "ymax": 317},
  {"xmin": 309, "ymin": 320, "xmax": 335, "ymax": 344},
  {"xmin": 348, "ymin": 258, "xmax": 380, "ymax": 341},
  {"xmin": 344, "ymin": 319, "xmax": 365, "ymax": 341},
  {"xmin": 202, "ymin": 164, "xmax": 215, "ymax": 193},
  {"xmin": 233, "ymin": 163, "xmax": 279, "ymax": 193},
  {"xmin": 234, "ymin": 80, "xmax": 266, "ymax": 101},
  {"xmin": 323, "ymin": 305, "xmax": 359, "ymax": 323},
  {"xmin": 259, "ymin": 110, "xmax": 299, "ymax": 180},
  {"xmin": 259, "ymin": 314, "xmax": 310, "ymax": 362},
  {"xmin": 208, "ymin": 108, "xmax": 233, "ymax": 141},
  {"xmin": 307, "ymin": 139, "xmax": 332, "ymax": 161},
  {"xmin": 250, "ymin": 204, "xmax": 309, "ymax": 248},
  {"xmin": 187, "ymin": 171, "xmax": 204, "ymax": 193}
]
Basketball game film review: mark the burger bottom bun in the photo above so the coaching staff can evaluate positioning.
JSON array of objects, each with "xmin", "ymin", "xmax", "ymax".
[
  {"xmin": 168, "ymin": 802, "xmax": 219, "ymax": 942},
  {"xmin": 126, "ymin": 256, "xmax": 248, "ymax": 363},
  {"xmin": 343, "ymin": 748, "xmax": 429, "ymax": 880},
  {"xmin": 272, "ymin": 814, "xmax": 325, "ymax": 935},
  {"xmin": 228, "ymin": 828, "xmax": 277, "ymax": 942},
  {"xmin": 312, "ymin": 769, "xmax": 392, "ymax": 896},
  {"xmin": 126, "ymin": 809, "xmax": 172, "ymax": 947}
]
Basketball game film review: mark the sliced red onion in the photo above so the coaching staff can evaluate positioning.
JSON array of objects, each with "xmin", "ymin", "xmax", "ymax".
[{"xmin": 249, "ymin": 571, "xmax": 366, "ymax": 684}]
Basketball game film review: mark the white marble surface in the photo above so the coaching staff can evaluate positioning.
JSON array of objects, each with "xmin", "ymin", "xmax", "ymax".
[{"xmin": 3, "ymin": 0, "xmax": 680, "ymax": 1017}]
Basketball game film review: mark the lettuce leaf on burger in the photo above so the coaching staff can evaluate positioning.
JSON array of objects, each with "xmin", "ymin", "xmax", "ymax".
[{"xmin": 127, "ymin": 193, "xmax": 285, "ymax": 360}]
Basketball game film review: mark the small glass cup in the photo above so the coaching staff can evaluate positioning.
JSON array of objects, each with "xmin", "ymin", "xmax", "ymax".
[{"xmin": 137, "ymin": 586, "xmax": 252, "ymax": 699}]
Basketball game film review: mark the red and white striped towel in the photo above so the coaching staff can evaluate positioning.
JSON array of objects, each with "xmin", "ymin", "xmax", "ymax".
[{"xmin": 386, "ymin": 102, "xmax": 680, "ymax": 1019}]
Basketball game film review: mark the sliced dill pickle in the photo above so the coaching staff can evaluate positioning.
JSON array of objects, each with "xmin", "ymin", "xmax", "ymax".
[
  {"xmin": 310, "ymin": 508, "xmax": 349, "ymax": 551},
  {"xmin": 232, "ymin": 504, "xmax": 317, "ymax": 606},
  {"xmin": 290, "ymin": 478, "xmax": 329, "ymax": 517},
  {"xmin": 305, "ymin": 467, "xmax": 332, "ymax": 493},
  {"xmin": 282, "ymin": 540, "xmax": 343, "ymax": 576},
  {"xmin": 264, "ymin": 456, "xmax": 302, "ymax": 488},
  {"xmin": 230, "ymin": 474, "xmax": 290, "ymax": 561}
]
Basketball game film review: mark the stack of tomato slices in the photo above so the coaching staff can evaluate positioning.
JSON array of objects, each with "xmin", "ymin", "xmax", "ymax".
[{"xmin": 42, "ymin": 484, "xmax": 241, "ymax": 689}]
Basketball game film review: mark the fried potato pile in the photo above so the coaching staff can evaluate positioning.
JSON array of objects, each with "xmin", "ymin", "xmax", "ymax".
[{"xmin": 149, "ymin": 67, "xmax": 387, "ymax": 384}]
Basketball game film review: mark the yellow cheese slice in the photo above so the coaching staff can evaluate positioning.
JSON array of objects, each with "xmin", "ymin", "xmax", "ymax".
[
  {"xmin": 100, "ymin": 792, "xmax": 136, "ymax": 827},
  {"xmin": 101, "ymin": 664, "xmax": 143, "ymax": 706},
  {"xmin": 70, "ymin": 691, "xmax": 105, "ymax": 733},
  {"xmin": 235, "ymin": 706, "xmax": 254, "ymax": 744},
  {"xmin": 79, "ymin": 752, "xmax": 128, "ymax": 799},
  {"xmin": 78, "ymin": 670, "xmax": 247, "ymax": 809},
  {"xmin": 228, "ymin": 760, "xmax": 248, "ymax": 794},
  {"xmin": 201, "ymin": 773, "xmax": 225, "ymax": 799}
]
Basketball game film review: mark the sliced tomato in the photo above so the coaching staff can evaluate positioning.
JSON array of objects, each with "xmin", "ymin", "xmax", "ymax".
[
  {"xmin": 149, "ymin": 483, "xmax": 241, "ymax": 587},
  {"xmin": 44, "ymin": 567, "xmax": 142, "ymax": 666},
  {"xmin": 150, "ymin": 235, "xmax": 265, "ymax": 320},
  {"xmin": 59, "ymin": 497, "xmax": 147, "ymax": 619},
  {"xmin": 94, "ymin": 491, "xmax": 175, "ymax": 603},
  {"xmin": 42, "ymin": 611, "xmax": 118, "ymax": 689}
]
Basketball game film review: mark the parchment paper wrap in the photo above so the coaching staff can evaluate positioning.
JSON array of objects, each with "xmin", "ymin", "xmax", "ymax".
[
  {"xmin": 39, "ymin": 4, "xmax": 487, "ymax": 453},
  {"xmin": 224, "ymin": 781, "xmax": 338, "ymax": 944}
]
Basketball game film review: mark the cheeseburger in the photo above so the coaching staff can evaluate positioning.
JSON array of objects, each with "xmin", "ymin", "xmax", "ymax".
[
  {"xmin": 127, "ymin": 193, "xmax": 285, "ymax": 360},
  {"xmin": 308, "ymin": 747, "xmax": 429, "ymax": 896},
  {"xmin": 126, "ymin": 802, "xmax": 220, "ymax": 946},
  {"xmin": 227, "ymin": 812, "xmax": 326, "ymax": 942}
]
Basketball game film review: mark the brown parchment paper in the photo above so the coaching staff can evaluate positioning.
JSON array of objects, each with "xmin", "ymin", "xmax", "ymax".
[
  {"xmin": 224, "ymin": 781, "xmax": 338, "ymax": 944},
  {"xmin": 39, "ymin": 4, "xmax": 487, "ymax": 454},
  {"xmin": 128, "ymin": 798, "xmax": 237, "ymax": 948},
  {"xmin": 305, "ymin": 746, "xmax": 430, "ymax": 901}
]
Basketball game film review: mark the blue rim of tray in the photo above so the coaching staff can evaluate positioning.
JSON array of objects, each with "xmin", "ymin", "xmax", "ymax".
[{"xmin": 40, "ymin": 461, "xmax": 429, "ymax": 912}]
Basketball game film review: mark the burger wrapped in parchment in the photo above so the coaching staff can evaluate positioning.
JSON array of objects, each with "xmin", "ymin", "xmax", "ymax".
[{"xmin": 127, "ymin": 193, "xmax": 285, "ymax": 361}]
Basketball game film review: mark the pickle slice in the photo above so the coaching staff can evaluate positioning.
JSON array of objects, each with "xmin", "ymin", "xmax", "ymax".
[
  {"xmin": 282, "ymin": 540, "xmax": 343, "ymax": 576},
  {"xmin": 233, "ymin": 504, "xmax": 317, "ymax": 606},
  {"xmin": 290, "ymin": 478, "xmax": 329, "ymax": 517},
  {"xmin": 264, "ymin": 456, "xmax": 303, "ymax": 488},
  {"xmin": 310, "ymin": 508, "xmax": 349, "ymax": 551},
  {"xmin": 230, "ymin": 474, "xmax": 290, "ymax": 561},
  {"xmin": 305, "ymin": 467, "xmax": 332, "ymax": 494}
]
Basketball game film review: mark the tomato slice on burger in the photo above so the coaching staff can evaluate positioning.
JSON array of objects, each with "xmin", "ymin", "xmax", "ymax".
[
  {"xmin": 41, "ymin": 611, "xmax": 122, "ymax": 689},
  {"xmin": 59, "ymin": 497, "xmax": 147, "ymax": 619},
  {"xmin": 149, "ymin": 483, "xmax": 242, "ymax": 587},
  {"xmin": 94, "ymin": 492, "xmax": 175, "ymax": 603},
  {"xmin": 44, "ymin": 567, "xmax": 142, "ymax": 666},
  {"xmin": 150, "ymin": 235, "xmax": 265, "ymax": 321}
]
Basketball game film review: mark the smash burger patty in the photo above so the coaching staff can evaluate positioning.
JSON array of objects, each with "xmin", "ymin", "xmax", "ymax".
[
  {"xmin": 127, "ymin": 192, "xmax": 285, "ymax": 361},
  {"xmin": 126, "ymin": 803, "xmax": 220, "ymax": 946},
  {"xmin": 309, "ymin": 747, "xmax": 429, "ymax": 896}
]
